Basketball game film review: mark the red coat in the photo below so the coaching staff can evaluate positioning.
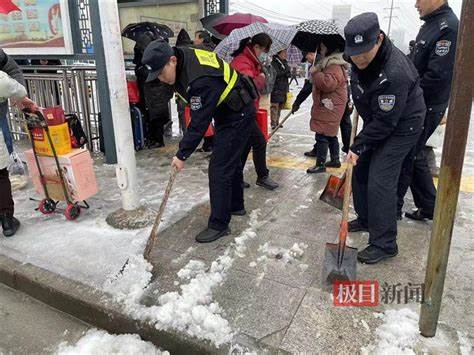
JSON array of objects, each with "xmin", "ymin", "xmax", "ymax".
[
  {"xmin": 230, "ymin": 45, "xmax": 266, "ymax": 108},
  {"xmin": 310, "ymin": 52, "xmax": 348, "ymax": 137}
]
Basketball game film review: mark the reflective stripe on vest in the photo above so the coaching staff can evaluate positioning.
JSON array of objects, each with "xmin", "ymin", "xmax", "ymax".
[{"xmin": 217, "ymin": 61, "xmax": 238, "ymax": 106}]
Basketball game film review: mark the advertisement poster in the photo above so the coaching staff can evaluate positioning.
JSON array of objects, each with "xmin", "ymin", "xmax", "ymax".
[{"xmin": 0, "ymin": 0, "xmax": 73, "ymax": 55}]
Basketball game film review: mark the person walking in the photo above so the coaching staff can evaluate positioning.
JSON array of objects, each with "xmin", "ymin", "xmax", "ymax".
[
  {"xmin": 270, "ymin": 49, "xmax": 290, "ymax": 130},
  {"xmin": 344, "ymin": 13, "xmax": 426, "ymax": 264},
  {"xmin": 230, "ymin": 33, "xmax": 279, "ymax": 190},
  {"xmin": 397, "ymin": 0, "xmax": 459, "ymax": 221},
  {"xmin": 142, "ymin": 40, "xmax": 256, "ymax": 243}
]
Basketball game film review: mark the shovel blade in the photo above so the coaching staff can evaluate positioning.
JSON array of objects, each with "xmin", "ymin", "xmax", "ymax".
[
  {"xmin": 322, "ymin": 242, "xmax": 358, "ymax": 287},
  {"xmin": 319, "ymin": 175, "xmax": 346, "ymax": 211}
]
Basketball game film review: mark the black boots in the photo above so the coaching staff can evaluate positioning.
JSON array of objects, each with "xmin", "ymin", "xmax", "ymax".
[
  {"xmin": 195, "ymin": 227, "xmax": 230, "ymax": 243},
  {"xmin": 304, "ymin": 149, "xmax": 317, "ymax": 157},
  {"xmin": 357, "ymin": 244, "xmax": 398, "ymax": 264},
  {"xmin": 1, "ymin": 215, "xmax": 20, "ymax": 237},
  {"xmin": 324, "ymin": 158, "xmax": 341, "ymax": 168},
  {"xmin": 348, "ymin": 218, "xmax": 369, "ymax": 232},
  {"xmin": 405, "ymin": 208, "xmax": 434, "ymax": 221},
  {"xmin": 307, "ymin": 159, "xmax": 326, "ymax": 174},
  {"xmin": 256, "ymin": 176, "xmax": 279, "ymax": 190}
]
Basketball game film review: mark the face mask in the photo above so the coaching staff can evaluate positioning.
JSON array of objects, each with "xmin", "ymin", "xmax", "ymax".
[{"xmin": 258, "ymin": 53, "xmax": 268, "ymax": 62}]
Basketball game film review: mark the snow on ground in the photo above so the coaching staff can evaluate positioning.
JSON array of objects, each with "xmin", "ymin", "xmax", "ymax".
[
  {"xmin": 102, "ymin": 209, "xmax": 263, "ymax": 348},
  {"xmin": 257, "ymin": 241, "xmax": 308, "ymax": 264},
  {"xmin": 55, "ymin": 329, "xmax": 168, "ymax": 355},
  {"xmin": 0, "ymin": 154, "xmax": 210, "ymax": 291},
  {"xmin": 362, "ymin": 308, "xmax": 419, "ymax": 354}
]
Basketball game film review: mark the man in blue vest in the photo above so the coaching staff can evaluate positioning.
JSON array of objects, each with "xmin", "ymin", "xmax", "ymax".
[{"xmin": 142, "ymin": 40, "xmax": 255, "ymax": 243}]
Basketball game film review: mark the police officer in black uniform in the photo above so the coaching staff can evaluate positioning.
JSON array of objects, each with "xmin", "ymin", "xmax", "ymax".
[
  {"xmin": 397, "ymin": 0, "xmax": 459, "ymax": 221},
  {"xmin": 344, "ymin": 13, "xmax": 426, "ymax": 264},
  {"xmin": 142, "ymin": 40, "xmax": 256, "ymax": 243}
]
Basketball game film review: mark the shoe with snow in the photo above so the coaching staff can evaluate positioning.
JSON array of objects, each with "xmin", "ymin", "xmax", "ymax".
[
  {"xmin": 304, "ymin": 149, "xmax": 317, "ymax": 157},
  {"xmin": 243, "ymin": 181, "xmax": 251, "ymax": 188},
  {"xmin": 348, "ymin": 218, "xmax": 368, "ymax": 232},
  {"xmin": 231, "ymin": 209, "xmax": 247, "ymax": 216},
  {"xmin": 148, "ymin": 141, "xmax": 165, "ymax": 149},
  {"xmin": 1, "ymin": 215, "xmax": 20, "ymax": 237},
  {"xmin": 405, "ymin": 208, "xmax": 433, "ymax": 221},
  {"xmin": 195, "ymin": 227, "xmax": 230, "ymax": 243},
  {"xmin": 256, "ymin": 176, "xmax": 279, "ymax": 190},
  {"xmin": 324, "ymin": 159, "xmax": 341, "ymax": 168},
  {"xmin": 357, "ymin": 244, "xmax": 398, "ymax": 264}
]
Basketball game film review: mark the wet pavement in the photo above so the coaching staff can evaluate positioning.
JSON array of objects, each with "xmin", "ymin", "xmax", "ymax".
[{"xmin": 1, "ymin": 82, "xmax": 472, "ymax": 353}]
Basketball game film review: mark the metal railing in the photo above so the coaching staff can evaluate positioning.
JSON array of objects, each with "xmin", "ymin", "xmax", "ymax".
[{"xmin": 8, "ymin": 65, "xmax": 102, "ymax": 152}]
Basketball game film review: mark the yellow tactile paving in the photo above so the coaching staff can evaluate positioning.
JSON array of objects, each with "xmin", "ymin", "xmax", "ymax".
[{"xmin": 267, "ymin": 155, "xmax": 474, "ymax": 193}]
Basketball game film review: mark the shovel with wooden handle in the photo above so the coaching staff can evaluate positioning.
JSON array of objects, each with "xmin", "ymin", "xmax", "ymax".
[
  {"xmin": 319, "ymin": 111, "xmax": 359, "ymax": 210},
  {"xmin": 115, "ymin": 166, "xmax": 178, "ymax": 281},
  {"xmin": 322, "ymin": 112, "xmax": 359, "ymax": 287},
  {"xmin": 268, "ymin": 111, "xmax": 293, "ymax": 140}
]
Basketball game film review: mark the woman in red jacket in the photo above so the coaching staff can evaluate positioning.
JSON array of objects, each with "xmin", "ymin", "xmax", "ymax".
[
  {"xmin": 306, "ymin": 39, "xmax": 348, "ymax": 174},
  {"xmin": 230, "ymin": 33, "xmax": 279, "ymax": 190}
]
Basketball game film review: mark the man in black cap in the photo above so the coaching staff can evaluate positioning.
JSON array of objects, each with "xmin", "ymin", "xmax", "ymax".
[
  {"xmin": 397, "ymin": 0, "xmax": 459, "ymax": 222},
  {"xmin": 344, "ymin": 13, "xmax": 426, "ymax": 264},
  {"xmin": 142, "ymin": 40, "xmax": 256, "ymax": 243}
]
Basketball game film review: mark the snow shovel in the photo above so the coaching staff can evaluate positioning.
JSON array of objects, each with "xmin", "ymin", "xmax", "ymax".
[
  {"xmin": 322, "ymin": 158, "xmax": 358, "ymax": 287},
  {"xmin": 268, "ymin": 111, "xmax": 293, "ymax": 140},
  {"xmin": 319, "ymin": 112, "xmax": 359, "ymax": 210},
  {"xmin": 116, "ymin": 166, "xmax": 178, "ymax": 279}
]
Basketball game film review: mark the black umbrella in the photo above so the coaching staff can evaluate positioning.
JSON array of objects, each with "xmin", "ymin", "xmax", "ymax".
[
  {"xmin": 292, "ymin": 20, "xmax": 345, "ymax": 53},
  {"xmin": 122, "ymin": 22, "xmax": 174, "ymax": 42},
  {"xmin": 200, "ymin": 13, "xmax": 226, "ymax": 40}
]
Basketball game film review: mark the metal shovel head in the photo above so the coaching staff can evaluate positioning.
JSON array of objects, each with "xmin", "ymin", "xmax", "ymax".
[
  {"xmin": 322, "ymin": 242, "xmax": 358, "ymax": 287},
  {"xmin": 319, "ymin": 174, "xmax": 346, "ymax": 211}
]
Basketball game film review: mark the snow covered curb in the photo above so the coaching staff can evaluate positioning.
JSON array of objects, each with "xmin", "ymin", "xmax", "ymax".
[{"xmin": 103, "ymin": 210, "xmax": 264, "ymax": 349}]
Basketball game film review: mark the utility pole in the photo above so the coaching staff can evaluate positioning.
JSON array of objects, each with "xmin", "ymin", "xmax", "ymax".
[
  {"xmin": 383, "ymin": 0, "xmax": 399, "ymax": 37},
  {"xmin": 419, "ymin": 0, "xmax": 473, "ymax": 337}
]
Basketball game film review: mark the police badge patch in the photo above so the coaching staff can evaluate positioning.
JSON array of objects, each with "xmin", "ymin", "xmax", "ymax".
[
  {"xmin": 190, "ymin": 96, "xmax": 202, "ymax": 111},
  {"xmin": 435, "ymin": 40, "xmax": 451, "ymax": 56},
  {"xmin": 378, "ymin": 95, "xmax": 396, "ymax": 112}
]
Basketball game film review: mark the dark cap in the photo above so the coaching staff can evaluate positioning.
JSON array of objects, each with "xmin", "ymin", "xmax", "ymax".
[
  {"xmin": 344, "ymin": 12, "xmax": 381, "ymax": 57},
  {"xmin": 142, "ymin": 40, "xmax": 174, "ymax": 82}
]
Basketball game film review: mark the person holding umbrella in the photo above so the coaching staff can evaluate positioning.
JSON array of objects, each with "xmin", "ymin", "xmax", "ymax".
[
  {"xmin": 344, "ymin": 13, "xmax": 426, "ymax": 264},
  {"xmin": 270, "ymin": 49, "xmax": 291, "ymax": 130},
  {"xmin": 230, "ymin": 33, "xmax": 279, "ymax": 190}
]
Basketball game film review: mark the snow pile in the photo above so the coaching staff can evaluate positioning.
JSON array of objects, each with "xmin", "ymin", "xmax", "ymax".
[
  {"xmin": 102, "ymin": 209, "xmax": 263, "ymax": 348},
  {"xmin": 177, "ymin": 260, "xmax": 206, "ymax": 280},
  {"xmin": 146, "ymin": 251, "xmax": 234, "ymax": 346},
  {"xmin": 362, "ymin": 308, "xmax": 419, "ymax": 355},
  {"xmin": 172, "ymin": 246, "xmax": 195, "ymax": 264},
  {"xmin": 56, "ymin": 329, "xmax": 168, "ymax": 355},
  {"xmin": 457, "ymin": 331, "xmax": 472, "ymax": 355},
  {"xmin": 258, "ymin": 242, "xmax": 308, "ymax": 264},
  {"xmin": 103, "ymin": 255, "xmax": 153, "ymax": 306}
]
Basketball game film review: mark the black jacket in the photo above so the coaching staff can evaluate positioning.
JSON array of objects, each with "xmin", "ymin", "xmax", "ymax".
[
  {"xmin": 350, "ymin": 37, "xmax": 426, "ymax": 155},
  {"xmin": 293, "ymin": 79, "xmax": 312, "ymax": 108},
  {"xmin": 410, "ymin": 3, "xmax": 459, "ymax": 112},
  {"xmin": 270, "ymin": 56, "xmax": 290, "ymax": 104}
]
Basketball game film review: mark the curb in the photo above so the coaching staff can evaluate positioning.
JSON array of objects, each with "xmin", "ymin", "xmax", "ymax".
[{"xmin": 0, "ymin": 254, "xmax": 287, "ymax": 354}]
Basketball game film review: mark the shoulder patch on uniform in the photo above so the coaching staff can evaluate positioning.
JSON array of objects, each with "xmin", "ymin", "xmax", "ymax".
[
  {"xmin": 378, "ymin": 95, "xmax": 396, "ymax": 112},
  {"xmin": 439, "ymin": 19, "xmax": 449, "ymax": 30},
  {"xmin": 435, "ymin": 40, "xmax": 451, "ymax": 56},
  {"xmin": 190, "ymin": 96, "xmax": 202, "ymax": 111}
]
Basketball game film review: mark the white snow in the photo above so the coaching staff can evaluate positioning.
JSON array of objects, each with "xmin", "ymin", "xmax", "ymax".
[
  {"xmin": 457, "ymin": 331, "xmax": 473, "ymax": 355},
  {"xmin": 56, "ymin": 329, "xmax": 168, "ymax": 355},
  {"xmin": 177, "ymin": 259, "xmax": 206, "ymax": 280},
  {"xmin": 257, "ymin": 241, "xmax": 308, "ymax": 264},
  {"xmin": 362, "ymin": 308, "xmax": 419, "ymax": 355},
  {"xmin": 101, "ymin": 209, "xmax": 263, "ymax": 348}
]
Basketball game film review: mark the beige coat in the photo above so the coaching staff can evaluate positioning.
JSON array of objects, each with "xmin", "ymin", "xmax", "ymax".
[{"xmin": 0, "ymin": 70, "xmax": 26, "ymax": 168}]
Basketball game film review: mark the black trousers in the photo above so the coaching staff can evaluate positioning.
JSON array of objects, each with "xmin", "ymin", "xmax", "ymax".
[
  {"xmin": 289, "ymin": 77, "xmax": 299, "ymax": 85},
  {"xmin": 315, "ymin": 133, "xmax": 339, "ymax": 162},
  {"xmin": 0, "ymin": 169, "xmax": 14, "ymax": 217},
  {"xmin": 353, "ymin": 132, "xmax": 419, "ymax": 251},
  {"xmin": 340, "ymin": 105, "xmax": 353, "ymax": 152},
  {"xmin": 241, "ymin": 119, "xmax": 270, "ymax": 179},
  {"xmin": 208, "ymin": 110, "xmax": 253, "ymax": 231},
  {"xmin": 397, "ymin": 111, "xmax": 444, "ymax": 214}
]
